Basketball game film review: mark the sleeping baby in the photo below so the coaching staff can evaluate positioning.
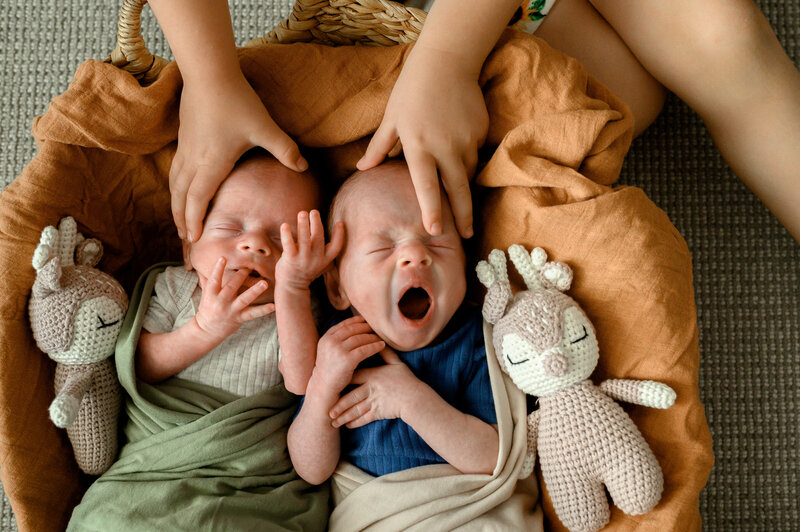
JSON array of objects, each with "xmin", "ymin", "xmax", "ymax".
[
  {"xmin": 288, "ymin": 159, "xmax": 499, "ymax": 483},
  {"xmin": 67, "ymin": 149, "xmax": 339, "ymax": 531}
]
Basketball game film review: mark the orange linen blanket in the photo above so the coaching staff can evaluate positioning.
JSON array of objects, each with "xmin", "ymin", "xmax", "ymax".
[{"xmin": 0, "ymin": 31, "xmax": 712, "ymax": 531}]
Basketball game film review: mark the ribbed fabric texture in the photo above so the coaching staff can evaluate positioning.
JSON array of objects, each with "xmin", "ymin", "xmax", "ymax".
[
  {"xmin": 340, "ymin": 308, "xmax": 496, "ymax": 477},
  {"xmin": 142, "ymin": 266, "xmax": 282, "ymax": 396}
]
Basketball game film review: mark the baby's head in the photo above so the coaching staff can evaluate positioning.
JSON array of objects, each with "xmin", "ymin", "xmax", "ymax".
[
  {"xmin": 184, "ymin": 150, "xmax": 320, "ymax": 304},
  {"xmin": 325, "ymin": 160, "xmax": 467, "ymax": 351}
]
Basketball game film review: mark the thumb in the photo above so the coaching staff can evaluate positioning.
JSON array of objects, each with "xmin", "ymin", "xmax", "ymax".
[
  {"xmin": 253, "ymin": 119, "xmax": 308, "ymax": 173},
  {"xmin": 379, "ymin": 347, "xmax": 402, "ymax": 365}
]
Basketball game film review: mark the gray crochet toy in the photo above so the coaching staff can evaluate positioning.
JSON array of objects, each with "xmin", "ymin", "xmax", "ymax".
[
  {"xmin": 477, "ymin": 245, "xmax": 676, "ymax": 532},
  {"xmin": 28, "ymin": 216, "xmax": 127, "ymax": 475}
]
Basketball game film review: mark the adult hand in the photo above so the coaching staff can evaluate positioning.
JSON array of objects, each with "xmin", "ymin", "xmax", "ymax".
[
  {"xmin": 170, "ymin": 75, "xmax": 308, "ymax": 242},
  {"xmin": 357, "ymin": 48, "xmax": 488, "ymax": 239}
]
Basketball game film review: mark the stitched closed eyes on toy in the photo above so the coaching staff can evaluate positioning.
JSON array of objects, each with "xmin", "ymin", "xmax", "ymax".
[
  {"xmin": 28, "ymin": 216, "xmax": 128, "ymax": 475},
  {"xmin": 477, "ymin": 244, "xmax": 676, "ymax": 532}
]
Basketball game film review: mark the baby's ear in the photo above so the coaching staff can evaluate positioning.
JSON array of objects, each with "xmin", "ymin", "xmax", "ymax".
[
  {"xmin": 323, "ymin": 265, "xmax": 350, "ymax": 310},
  {"xmin": 181, "ymin": 240, "xmax": 194, "ymax": 271}
]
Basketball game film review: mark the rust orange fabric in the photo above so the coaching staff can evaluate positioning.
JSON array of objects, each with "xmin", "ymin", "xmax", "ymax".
[{"xmin": 0, "ymin": 31, "xmax": 712, "ymax": 531}]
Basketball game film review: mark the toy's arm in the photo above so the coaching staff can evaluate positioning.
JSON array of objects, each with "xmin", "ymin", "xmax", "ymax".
[
  {"xmin": 49, "ymin": 367, "xmax": 94, "ymax": 428},
  {"xmin": 519, "ymin": 410, "xmax": 540, "ymax": 478},
  {"xmin": 476, "ymin": 249, "xmax": 512, "ymax": 324},
  {"xmin": 599, "ymin": 379, "xmax": 676, "ymax": 409}
]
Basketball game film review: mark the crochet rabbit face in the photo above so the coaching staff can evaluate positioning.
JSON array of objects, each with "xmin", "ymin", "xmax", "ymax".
[
  {"xmin": 495, "ymin": 298, "xmax": 599, "ymax": 397},
  {"xmin": 29, "ymin": 217, "xmax": 128, "ymax": 364},
  {"xmin": 477, "ymin": 244, "xmax": 600, "ymax": 396},
  {"xmin": 50, "ymin": 295, "xmax": 125, "ymax": 365}
]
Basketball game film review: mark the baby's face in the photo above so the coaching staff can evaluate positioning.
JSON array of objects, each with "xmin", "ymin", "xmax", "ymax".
[
  {"xmin": 331, "ymin": 164, "xmax": 466, "ymax": 351},
  {"xmin": 187, "ymin": 160, "xmax": 318, "ymax": 305}
]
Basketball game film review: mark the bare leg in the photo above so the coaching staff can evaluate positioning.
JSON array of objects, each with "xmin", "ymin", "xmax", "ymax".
[
  {"xmin": 589, "ymin": 0, "xmax": 800, "ymax": 243},
  {"xmin": 533, "ymin": 0, "xmax": 667, "ymax": 137}
]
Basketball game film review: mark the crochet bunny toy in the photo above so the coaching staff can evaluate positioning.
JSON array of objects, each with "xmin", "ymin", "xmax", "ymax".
[
  {"xmin": 476, "ymin": 245, "xmax": 676, "ymax": 532},
  {"xmin": 28, "ymin": 216, "xmax": 127, "ymax": 475}
]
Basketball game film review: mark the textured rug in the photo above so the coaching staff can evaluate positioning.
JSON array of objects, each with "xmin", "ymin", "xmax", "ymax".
[{"xmin": 1, "ymin": 1, "xmax": 798, "ymax": 531}]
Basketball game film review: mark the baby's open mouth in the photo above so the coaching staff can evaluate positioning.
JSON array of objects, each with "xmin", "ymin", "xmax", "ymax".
[
  {"xmin": 398, "ymin": 286, "xmax": 432, "ymax": 320},
  {"xmin": 231, "ymin": 267, "xmax": 263, "ymax": 279}
]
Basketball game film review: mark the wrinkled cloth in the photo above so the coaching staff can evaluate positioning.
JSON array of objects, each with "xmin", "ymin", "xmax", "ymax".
[
  {"xmin": 0, "ymin": 31, "xmax": 712, "ymax": 531},
  {"xmin": 67, "ymin": 264, "xmax": 328, "ymax": 531}
]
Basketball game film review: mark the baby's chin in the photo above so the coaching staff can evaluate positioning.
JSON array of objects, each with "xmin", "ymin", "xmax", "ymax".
[{"xmin": 371, "ymin": 312, "xmax": 451, "ymax": 352}]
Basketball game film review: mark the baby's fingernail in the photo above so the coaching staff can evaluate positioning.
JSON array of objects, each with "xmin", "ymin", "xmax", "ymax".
[
  {"xmin": 430, "ymin": 222, "xmax": 441, "ymax": 235},
  {"xmin": 187, "ymin": 231, "xmax": 194, "ymax": 242}
]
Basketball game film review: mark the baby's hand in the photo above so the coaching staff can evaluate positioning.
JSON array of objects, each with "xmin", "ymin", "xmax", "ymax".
[
  {"xmin": 275, "ymin": 210, "xmax": 344, "ymax": 292},
  {"xmin": 357, "ymin": 49, "xmax": 488, "ymax": 239},
  {"xmin": 313, "ymin": 316, "xmax": 385, "ymax": 394},
  {"xmin": 193, "ymin": 257, "xmax": 275, "ymax": 342},
  {"xmin": 170, "ymin": 74, "xmax": 308, "ymax": 243},
  {"xmin": 329, "ymin": 347, "xmax": 419, "ymax": 428}
]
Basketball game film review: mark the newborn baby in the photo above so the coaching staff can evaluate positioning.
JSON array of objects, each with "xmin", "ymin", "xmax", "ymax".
[{"xmin": 288, "ymin": 159, "xmax": 498, "ymax": 483}]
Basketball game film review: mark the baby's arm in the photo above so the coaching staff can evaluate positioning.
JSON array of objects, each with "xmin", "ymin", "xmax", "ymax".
[
  {"xmin": 358, "ymin": 0, "xmax": 519, "ymax": 239},
  {"xmin": 148, "ymin": 0, "xmax": 307, "ymax": 242},
  {"xmin": 275, "ymin": 211, "xmax": 344, "ymax": 394},
  {"xmin": 137, "ymin": 259, "xmax": 273, "ymax": 382},
  {"xmin": 287, "ymin": 316, "xmax": 385, "ymax": 484},
  {"xmin": 331, "ymin": 349, "xmax": 499, "ymax": 475}
]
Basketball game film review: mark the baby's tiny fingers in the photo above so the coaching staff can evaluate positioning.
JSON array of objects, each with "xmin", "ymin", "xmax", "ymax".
[
  {"xmin": 329, "ymin": 386, "xmax": 368, "ymax": 419},
  {"xmin": 232, "ymin": 280, "xmax": 269, "ymax": 311},
  {"xmin": 325, "ymin": 222, "xmax": 345, "ymax": 263},
  {"xmin": 349, "ymin": 340, "xmax": 386, "ymax": 364},
  {"xmin": 296, "ymin": 211, "xmax": 310, "ymax": 249},
  {"xmin": 309, "ymin": 210, "xmax": 324, "ymax": 246},
  {"xmin": 220, "ymin": 267, "xmax": 251, "ymax": 299},
  {"xmin": 206, "ymin": 257, "xmax": 227, "ymax": 292},
  {"xmin": 280, "ymin": 222, "xmax": 298, "ymax": 256},
  {"xmin": 240, "ymin": 302, "xmax": 275, "ymax": 321},
  {"xmin": 345, "ymin": 413, "xmax": 376, "ymax": 429},
  {"xmin": 329, "ymin": 316, "xmax": 371, "ymax": 338}
]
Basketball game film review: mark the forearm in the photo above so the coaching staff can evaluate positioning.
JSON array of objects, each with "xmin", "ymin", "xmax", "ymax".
[
  {"xmin": 275, "ymin": 286, "xmax": 318, "ymax": 394},
  {"xmin": 402, "ymin": 381, "xmax": 499, "ymax": 474},
  {"xmin": 136, "ymin": 319, "xmax": 222, "ymax": 382},
  {"xmin": 148, "ymin": 0, "xmax": 243, "ymax": 85},
  {"xmin": 287, "ymin": 374, "xmax": 342, "ymax": 485},
  {"xmin": 412, "ymin": 0, "xmax": 520, "ymax": 77}
]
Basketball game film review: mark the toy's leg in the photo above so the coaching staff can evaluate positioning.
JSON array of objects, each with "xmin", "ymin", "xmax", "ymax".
[
  {"xmin": 533, "ymin": 0, "xmax": 667, "ymax": 137},
  {"xmin": 545, "ymin": 474, "xmax": 609, "ymax": 532},
  {"xmin": 603, "ymin": 448, "xmax": 664, "ymax": 515},
  {"xmin": 587, "ymin": 0, "xmax": 800, "ymax": 243}
]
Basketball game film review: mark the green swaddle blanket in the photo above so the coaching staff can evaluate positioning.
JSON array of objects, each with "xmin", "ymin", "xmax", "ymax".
[{"xmin": 68, "ymin": 264, "xmax": 329, "ymax": 531}]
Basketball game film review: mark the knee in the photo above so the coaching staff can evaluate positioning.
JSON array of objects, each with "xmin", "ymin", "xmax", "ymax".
[{"xmin": 688, "ymin": 1, "xmax": 777, "ymax": 70}]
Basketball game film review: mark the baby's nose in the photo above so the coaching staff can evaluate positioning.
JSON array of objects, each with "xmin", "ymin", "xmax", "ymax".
[
  {"xmin": 398, "ymin": 242, "xmax": 431, "ymax": 267},
  {"xmin": 238, "ymin": 234, "xmax": 271, "ymax": 256}
]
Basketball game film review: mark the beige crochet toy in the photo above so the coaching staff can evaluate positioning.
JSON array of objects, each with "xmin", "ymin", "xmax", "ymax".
[
  {"xmin": 477, "ymin": 245, "xmax": 676, "ymax": 532},
  {"xmin": 28, "ymin": 216, "xmax": 127, "ymax": 475}
]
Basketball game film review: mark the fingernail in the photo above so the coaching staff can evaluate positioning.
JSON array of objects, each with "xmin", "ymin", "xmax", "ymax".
[
  {"xmin": 187, "ymin": 231, "xmax": 194, "ymax": 243},
  {"xmin": 430, "ymin": 222, "xmax": 441, "ymax": 235},
  {"xmin": 297, "ymin": 158, "xmax": 308, "ymax": 172},
  {"xmin": 464, "ymin": 225, "xmax": 474, "ymax": 238}
]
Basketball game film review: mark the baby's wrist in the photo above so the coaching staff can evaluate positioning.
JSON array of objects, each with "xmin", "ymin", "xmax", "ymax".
[{"xmin": 188, "ymin": 315, "xmax": 229, "ymax": 350}]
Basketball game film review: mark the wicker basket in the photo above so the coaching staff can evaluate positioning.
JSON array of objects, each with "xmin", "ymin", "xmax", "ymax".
[{"xmin": 107, "ymin": 0, "xmax": 426, "ymax": 85}]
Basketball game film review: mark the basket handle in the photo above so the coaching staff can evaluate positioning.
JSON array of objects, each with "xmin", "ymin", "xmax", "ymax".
[{"xmin": 106, "ymin": 0, "xmax": 168, "ymax": 86}]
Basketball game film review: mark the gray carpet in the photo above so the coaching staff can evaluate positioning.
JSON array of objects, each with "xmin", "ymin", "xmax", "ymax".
[{"xmin": 1, "ymin": 1, "xmax": 798, "ymax": 531}]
